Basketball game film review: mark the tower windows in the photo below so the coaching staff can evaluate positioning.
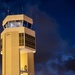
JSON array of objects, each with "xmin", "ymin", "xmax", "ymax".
[
  {"xmin": 19, "ymin": 33, "xmax": 24, "ymax": 46},
  {"xmin": 3, "ymin": 21, "xmax": 23, "ymax": 28},
  {"xmin": 25, "ymin": 33, "xmax": 35, "ymax": 49},
  {"xmin": 23, "ymin": 21, "xmax": 27, "ymax": 27},
  {"xmin": 3, "ymin": 20, "xmax": 32, "ymax": 29},
  {"xmin": 23, "ymin": 21, "xmax": 32, "ymax": 28},
  {"xmin": 27, "ymin": 23, "xmax": 32, "ymax": 29},
  {"xmin": 19, "ymin": 33, "xmax": 35, "ymax": 49}
]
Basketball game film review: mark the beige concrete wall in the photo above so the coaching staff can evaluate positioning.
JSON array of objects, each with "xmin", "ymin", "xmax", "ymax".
[
  {"xmin": 20, "ymin": 53, "xmax": 28, "ymax": 75},
  {"xmin": 1, "ymin": 25, "xmax": 36, "ymax": 75},
  {"xmin": 2, "ymin": 31, "xmax": 20, "ymax": 75},
  {"xmin": 25, "ymin": 28, "xmax": 35, "ymax": 37},
  {"xmin": 20, "ymin": 53, "xmax": 34, "ymax": 75},
  {"xmin": 6, "ymin": 32, "xmax": 11, "ymax": 75},
  {"xmin": 11, "ymin": 32, "xmax": 20, "ymax": 75},
  {"xmin": 2, "ymin": 27, "xmax": 35, "ymax": 37},
  {"xmin": 28, "ymin": 53, "xmax": 34, "ymax": 75},
  {"xmin": 2, "ymin": 27, "xmax": 36, "ymax": 53},
  {"xmin": 2, "ymin": 34, "xmax": 6, "ymax": 75}
]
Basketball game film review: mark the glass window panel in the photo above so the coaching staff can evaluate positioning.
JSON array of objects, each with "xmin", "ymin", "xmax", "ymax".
[
  {"xmin": 23, "ymin": 21, "xmax": 27, "ymax": 27},
  {"xmin": 25, "ymin": 33, "xmax": 35, "ymax": 49},
  {"xmin": 27, "ymin": 23, "xmax": 31, "ymax": 28},
  {"xmin": 19, "ymin": 33, "xmax": 24, "ymax": 46},
  {"xmin": 4, "ymin": 21, "xmax": 23, "ymax": 28},
  {"xmin": 15, "ymin": 21, "xmax": 23, "ymax": 27}
]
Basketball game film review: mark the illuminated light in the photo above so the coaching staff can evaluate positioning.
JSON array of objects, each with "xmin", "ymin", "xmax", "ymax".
[
  {"xmin": 16, "ymin": 22, "xmax": 22, "ymax": 27},
  {"xmin": 10, "ymin": 23, "xmax": 15, "ymax": 27},
  {"xmin": 1, "ymin": 51, "xmax": 2, "ymax": 55},
  {"xmin": 17, "ymin": 22, "xmax": 21, "ymax": 25},
  {"xmin": 9, "ymin": 22, "xmax": 22, "ymax": 28},
  {"xmin": 33, "ymin": 51, "xmax": 36, "ymax": 53}
]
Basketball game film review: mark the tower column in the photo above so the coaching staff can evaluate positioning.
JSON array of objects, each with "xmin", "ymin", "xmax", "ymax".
[
  {"xmin": 28, "ymin": 53, "xmax": 34, "ymax": 75},
  {"xmin": 2, "ymin": 32, "xmax": 20, "ymax": 75},
  {"xmin": 2, "ymin": 34, "xmax": 6, "ymax": 75},
  {"xmin": 20, "ymin": 53, "xmax": 28, "ymax": 75}
]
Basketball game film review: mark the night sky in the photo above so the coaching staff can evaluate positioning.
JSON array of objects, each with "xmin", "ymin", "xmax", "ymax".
[{"xmin": 0, "ymin": 0, "xmax": 75, "ymax": 75}]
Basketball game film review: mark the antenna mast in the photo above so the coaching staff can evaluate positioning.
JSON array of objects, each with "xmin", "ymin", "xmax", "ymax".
[
  {"xmin": 7, "ymin": 7, "xmax": 9, "ymax": 15},
  {"xmin": 22, "ymin": 5, "xmax": 23, "ymax": 14}
]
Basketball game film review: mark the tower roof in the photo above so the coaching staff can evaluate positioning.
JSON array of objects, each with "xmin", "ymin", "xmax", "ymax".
[{"xmin": 2, "ymin": 14, "xmax": 33, "ymax": 26}]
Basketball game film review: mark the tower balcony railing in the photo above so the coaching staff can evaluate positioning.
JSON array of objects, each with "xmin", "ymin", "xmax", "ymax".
[{"xmin": 20, "ymin": 65, "xmax": 28, "ymax": 74}]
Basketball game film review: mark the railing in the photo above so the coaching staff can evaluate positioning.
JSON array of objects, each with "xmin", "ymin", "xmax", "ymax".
[{"xmin": 20, "ymin": 65, "xmax": 28, "ymax": 74}]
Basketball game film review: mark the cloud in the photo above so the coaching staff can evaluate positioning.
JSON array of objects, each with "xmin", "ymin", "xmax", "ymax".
[
  {"xmin": 65, "ymin": 59, "xmax": 75, "ymax": 71},
  {"xmin": 24, "ymin": 3, "xmax": 71, "ymax": 63},
  {"xmin": 25, "ymin": 2, "xmax": 75, "ymax": 75},
  {"xmin": 35, "ymin": 59, "xmax": 75, "ymax": 75}
]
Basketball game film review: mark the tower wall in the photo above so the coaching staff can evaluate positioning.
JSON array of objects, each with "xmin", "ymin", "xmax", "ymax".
[
  {"xmin": 20, "ymin": 53, "xmax": 34, "ymax": 75},
  {"xmin": 28, "ymin": 53, "xmax": 34, "ymax": 75},
  {"xmin": 20, "ymin": 53, "xmax": 28, "ymax": 75},
  {"xmin": 2, "ymin": 34, "xmax": 6, "ymax": 75},
  {"xmin": 2, "ymin": 31, "xmax": 20, "ymax": 75}
]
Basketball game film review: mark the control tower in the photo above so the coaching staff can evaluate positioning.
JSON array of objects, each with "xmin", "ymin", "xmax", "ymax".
[{"xmin": 0, "ymin": 14, "xmax": 36, "ymax": 75}]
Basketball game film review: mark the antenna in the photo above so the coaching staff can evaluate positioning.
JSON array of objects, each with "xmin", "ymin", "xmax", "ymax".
[
  {"xmin": 7, "ymin": 7, "xmax": 9, "ymax": 15},
  {"xmin": 22, "ymin": 5, "xmax": 23, "ymax": 14}
]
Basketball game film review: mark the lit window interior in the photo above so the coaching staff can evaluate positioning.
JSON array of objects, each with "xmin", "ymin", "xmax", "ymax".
[
  {"xmin": 4, "ymin": 21, "xmax": 23, "ymax": 28},
  {"xmin": 4, "ymin": 20, "xmax": 32, "ymax": 29}
]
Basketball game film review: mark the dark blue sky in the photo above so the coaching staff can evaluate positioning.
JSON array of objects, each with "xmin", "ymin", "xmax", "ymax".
[{"xmin": 0, "ymin": 0, "xmax": 75, "ymax": 75}]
